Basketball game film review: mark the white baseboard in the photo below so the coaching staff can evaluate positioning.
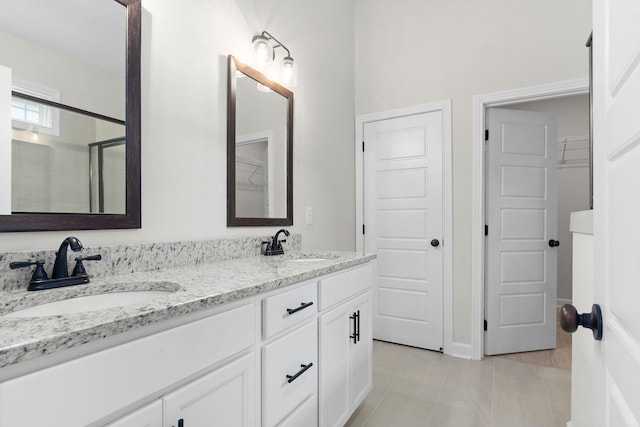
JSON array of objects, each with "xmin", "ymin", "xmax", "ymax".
[{"xmin": 446, "ymin": 342, "xmax": 473, "ymax": 360}]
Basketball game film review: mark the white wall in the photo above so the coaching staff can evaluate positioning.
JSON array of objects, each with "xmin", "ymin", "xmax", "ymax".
[
  {"xmin": 509, "ymin": 95, "xmax": 591, "ymax": 304},
  {"xmin": 355, "ymin": 0, "xmax": 592, "ymax": 344},
  {"xmin": 0, "ymin": 0, "xmax": 355, "ymax": 252}
]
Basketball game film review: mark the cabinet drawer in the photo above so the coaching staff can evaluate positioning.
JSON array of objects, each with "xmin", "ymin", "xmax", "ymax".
[
  {"xmin": 263, "ymin": 281, "xmax": 317, "ymax": 338},
  {"xmin": 263, "ymin": 320, "xmax": 318, "ymax": 427},
  {"xmin": 279, "ymin": 395, "xmax": 318, "ymax": 427},
  {"xmin": 319, "ymin": 263, "xmax": 371, "ymax": 310}
]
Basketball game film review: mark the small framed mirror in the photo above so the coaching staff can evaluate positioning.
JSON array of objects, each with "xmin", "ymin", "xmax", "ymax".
[
  {"xmin": 227, "ymin": 55, "xmax": 293, "ymax": 227},
  {"xmin": 0, "ymin": 0, "xmax": 141, "ymax": 232}
]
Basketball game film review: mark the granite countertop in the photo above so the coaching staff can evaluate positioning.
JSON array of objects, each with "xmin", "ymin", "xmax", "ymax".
[{"xmin": 0, "ymin": 251, "xmax": 375, "ymax": 369}]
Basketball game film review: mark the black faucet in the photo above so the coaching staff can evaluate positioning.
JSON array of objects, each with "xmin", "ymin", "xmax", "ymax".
[
  {"xmin": 52, "ymin": 236, "xmax": 84, "ymax": 279},
  {"xmin": 264, "ymin": 229, "xmax": 290, "ymax": 256},
  {"xmin": 10, "ymin": 236, "xmax": 102, "ymax": 291}
]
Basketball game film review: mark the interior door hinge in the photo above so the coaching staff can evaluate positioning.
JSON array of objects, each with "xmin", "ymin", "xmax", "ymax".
[
  {"xmin": 362, "ymin": 224, "xmax": 365, "ymax": 234},
  {"xmin": 484, "ymin": 320, "xmax": 488, "ymax": 331},
  {"xmin": 485, "ymin": 129, "xmax": 489, "ymax": 141},
  {"xmin": 362, "ymin": 141, "xmax": 365, "ymax": 152},
  {"xmin": 485, "ymin": 225, "xmax": 488, "ymax": 236}
]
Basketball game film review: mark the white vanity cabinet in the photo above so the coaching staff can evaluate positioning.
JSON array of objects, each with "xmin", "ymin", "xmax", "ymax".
[
  {"xmin": 0, "ymin": 260, "xmax": 373, "ymax": 427},
  {"xmin": 106, "ymin": 401, "xmax": 162, "ymax": 427},
  {"xmin": 318, "ymin": 265, "xmax": 373, "ymax": 427},
  {"xmin": 0, "ymin": 300, "xmax": 257, "ymax": 427}
]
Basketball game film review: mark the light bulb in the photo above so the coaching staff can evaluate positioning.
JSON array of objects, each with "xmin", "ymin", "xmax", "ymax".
[
  {"xmin": 252, "ymin": 34, "xmax": 273, "ymax": 68},
  {"xmin": 281, "ymin": 56, "xmax": 297, "ymax": 87}
]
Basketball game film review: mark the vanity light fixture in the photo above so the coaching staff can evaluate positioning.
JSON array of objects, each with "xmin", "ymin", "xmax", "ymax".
[
  {"xmin": 251, "ymin": 31, "xmax": 298, "ymax": 88},
  {"xmin": 29, "ymin": 126, "xmax": 39, "ymax": 141}
]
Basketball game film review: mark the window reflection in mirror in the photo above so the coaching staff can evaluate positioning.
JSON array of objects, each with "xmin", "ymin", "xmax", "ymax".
[{"xmin": 10, "ymin": 93, "xmax": 125, "ymax": 214}]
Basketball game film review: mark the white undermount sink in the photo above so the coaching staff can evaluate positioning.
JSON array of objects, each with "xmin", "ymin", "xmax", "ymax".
[
  {"xmin": 3, "ymin": 288, "xmax": 177, "ymax": 318},
  {"xmin": 285, "ymin": 258, "xmax": 328, "ymax": 263}
]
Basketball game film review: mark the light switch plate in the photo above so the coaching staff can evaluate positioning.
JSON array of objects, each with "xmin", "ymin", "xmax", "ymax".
[{"xmin": 305, "ymin": 207, "xmax": 313, "ymax": 225}]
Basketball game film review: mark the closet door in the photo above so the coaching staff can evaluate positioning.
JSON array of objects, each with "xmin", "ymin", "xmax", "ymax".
[{"xmin": 485, "ymin": 108, "xmax": 558, "ymax": 355}]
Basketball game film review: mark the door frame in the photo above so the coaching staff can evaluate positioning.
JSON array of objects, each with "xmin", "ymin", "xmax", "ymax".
[
  {"xmin": 471, "ymin": 78, "xmax": 588, "ymax": 359},
  {"xmin": 236, "ymin": 131, "xmax": 275, "ymax": 217},
  {"xmin": 355, "ymin": 100, "xmax": 455, "ymax": 356}
]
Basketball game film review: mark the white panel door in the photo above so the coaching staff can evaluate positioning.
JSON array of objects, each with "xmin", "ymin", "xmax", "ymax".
[
  {"xmin": 589, "ymin": 0, "xmax": 640, "ymax": 424},
  {"xmin": 364, "ymin": 111, "xmax": 443, "ymax": 351},
  {"xmin": 485, "ymin": 108, "xmax": 558, "ymax": 355}
]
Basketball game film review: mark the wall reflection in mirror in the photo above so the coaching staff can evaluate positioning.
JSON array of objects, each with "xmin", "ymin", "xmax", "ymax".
[
  {"xmin": 235, "ymin": 75, "xmax": 288, "ymax": 219},
  {"xmin": 228, "ymin": 55, "xmax": 293, "ymax": 227},
  {"xmin": 1, "ymin": 0, "xmax": 126, "ymax": 215}
]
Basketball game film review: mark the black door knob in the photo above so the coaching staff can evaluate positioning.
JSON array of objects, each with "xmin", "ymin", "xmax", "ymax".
[
  {"xmin": 430, "ymin": 239, "xmax": 440, "ymax": 247},
  {"xmin": 549, "ymin": 239, "xmax": 560, "ymax": 247},
  {"xmin": 559, "ymin": 304, "xmax": 603, "ymax": 340}
]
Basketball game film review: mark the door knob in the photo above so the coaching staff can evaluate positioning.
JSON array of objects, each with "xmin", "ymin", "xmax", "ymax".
[
  {"xmin": 549, "ymin": 239, "xmax": 560, "ymax": 247},
  {"xmin": 430, "ymin": 239, "xmax": 440, "ymax": 247},
  {"xmin": 559, "ymin": 304, "xmax": 603, "ymax": 340}
]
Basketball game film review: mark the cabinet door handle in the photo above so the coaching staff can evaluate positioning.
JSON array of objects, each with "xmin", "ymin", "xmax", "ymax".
[
  {"xmin": 356, "ymin": 310, "xmax": 361, "ymax": 343},
  {"xmin": 286, "ymin": 362, "xmax": 313, "ymax": 383},
  {"xmin": 286, "ymin": 301, "xmax": 314, "ymax": 315},
  {"xmin": 350, "ymin": 312, "xmax": 358, "ymax": 344}
]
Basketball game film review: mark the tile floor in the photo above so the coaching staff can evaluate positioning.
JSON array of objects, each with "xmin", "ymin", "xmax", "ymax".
[{"xmin": 345, "ymin": 339, "xmax": 571, "ymax": 427}]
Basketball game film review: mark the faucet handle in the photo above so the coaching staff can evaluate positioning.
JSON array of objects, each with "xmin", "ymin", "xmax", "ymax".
[
  {"xmin": 72, "ymin": 254, "xmax": 102, "ymax": 276},
  {"xmin": 10, "ymin": 260, "xmax": 49, "ymax": 282}
]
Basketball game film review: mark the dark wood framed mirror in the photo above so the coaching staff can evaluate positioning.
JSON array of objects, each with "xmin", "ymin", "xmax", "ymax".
[
  {"xmin": 227, "ymin": 55, "xmax": 293, "ymax": 227},
  {"xmin": 0, "ymin": 0, "xmax": 141, "ymax": 232}
]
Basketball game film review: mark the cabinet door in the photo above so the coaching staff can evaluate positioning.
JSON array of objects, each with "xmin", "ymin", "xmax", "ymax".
[
  {"xmin": 162, "ymin": 352, "xmax": 255, "ymax": 427},
  {"xmin": 106, "ymin": 401, "xmax": 162, "ymax": 427},
  {"xmin": 319, "ymin": 302, "xmax": 350, "ymax": 427},
  {"xmin": 349, "ymin": 292, "xmax": 372, "ymax": 409}
]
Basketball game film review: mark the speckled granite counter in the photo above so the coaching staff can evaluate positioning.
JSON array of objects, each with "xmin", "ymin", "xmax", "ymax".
[{"xmin": 0, "ymin": 250, "xmax": 375, "ymax": 369}]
